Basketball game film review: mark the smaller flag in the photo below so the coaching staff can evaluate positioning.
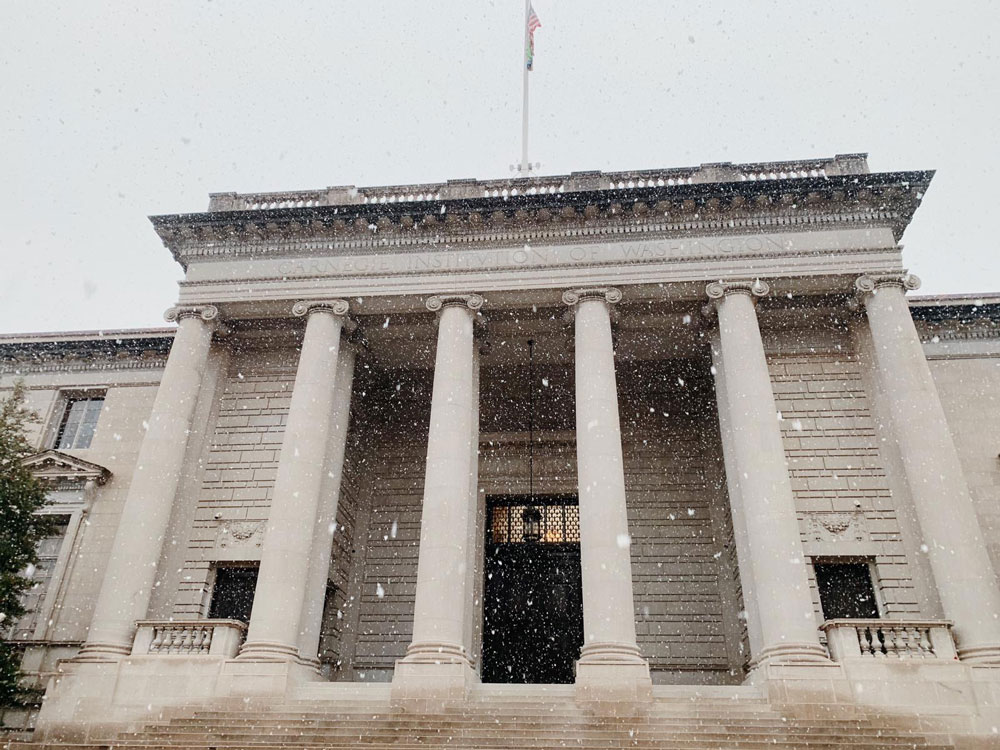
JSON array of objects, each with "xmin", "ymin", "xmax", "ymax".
[{"xmin": 526, "ymin": 4, "xmax": 542, "ymax": 71}]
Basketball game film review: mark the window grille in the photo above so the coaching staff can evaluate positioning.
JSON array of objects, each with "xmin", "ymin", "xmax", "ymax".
[
  {"xmin": 488, "ymin": 497, "xmax": 580, "ymax": 544},
  {"xmin": 55, "ymin": 396, "xmax": 105, "ymax": 450}
]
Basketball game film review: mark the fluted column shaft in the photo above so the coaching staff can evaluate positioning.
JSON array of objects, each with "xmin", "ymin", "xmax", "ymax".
[
  {"xmin": 297, "ymin": 341, "xmax": 357, "ymax": 666},
  {"xmin": 78, "ymin": 305, "xmax": 217, "ymax": 660},
  {"xmin": 858, "ymin": 275, "xmax": 1000, "ymax": 663},
  {"xmin": 402, "ymin": 294, "xmax": 482, "ymax": 665},
  {"xmin": 239, "ymin": 300, "xmax": 348, "ymax": 661},
  {"xmin": 708, "ymin": 281, "xmax": 828, "ymax": 665},
  {"xmin": 563, "ymin": 288, "xmax": 650, "ymax": 696}
]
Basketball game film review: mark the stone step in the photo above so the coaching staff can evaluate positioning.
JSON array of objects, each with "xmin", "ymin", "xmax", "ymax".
[
  {"xmin": 118, "ymin": 730, "xmax": 948, "ymax": 747},
  {"xmin": 116, "ymin": 722, "xmax": 952, "ymax": 740},
  {"xmin": 184, "ymin": 705, "xmax": 784, "ymax": 721},
  {"xmin": 21, "ymin": 740, "xmax": 957, "ymax": 750},
  {"xmin": 157, "ymin": 718, "xmax": 941, "ymax": 736}
]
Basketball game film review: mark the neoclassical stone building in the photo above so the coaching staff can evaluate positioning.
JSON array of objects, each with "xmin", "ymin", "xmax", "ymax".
[{"xmin": 3, "ymin": 154, "xmax": 1000, "ymax": 747}]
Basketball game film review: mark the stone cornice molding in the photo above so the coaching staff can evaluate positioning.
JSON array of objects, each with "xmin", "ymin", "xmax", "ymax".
[
  {"xmin": 561, "ymin": 287, "xmax": 622, "ymax": 306},
  {"xmin": 705, "ymin": 279, "xmax": 770, "ymax": 301},
  {"xmin": 0, "ymin": 334, "xmax": 173, "ymax": 375},
  {"xmin": 290, "ymin": 299, "xmax": 350, "ymax": 318},
  {"xmin": 0, "ymin": 355, "xmax": 168, "ymax": 376},
  {"xmin": 854, "ymin": 273, "xmax": 922, "ymax": 298},
  {"xmin": 425, "ymin": 293, "xmax": 484, "ymax": 312},
  {"xmin": 153, "ymin": 170, "xmax": 933, "ymax": 270}
]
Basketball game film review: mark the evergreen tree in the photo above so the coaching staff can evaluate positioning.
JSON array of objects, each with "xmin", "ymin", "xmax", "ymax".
[{"xmin": 0, "ymin": 382, "xmax": 53, "ymax": 705}]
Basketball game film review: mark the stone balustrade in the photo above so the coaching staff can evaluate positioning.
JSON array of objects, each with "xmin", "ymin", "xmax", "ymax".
[
  {"xmin": 821, "ymin": 619, "xmax": 957, "ymax": 662},
  {"xmin": 131, "ymin": 620, "xmax": 246, "ymax": 658},
  {"xmin": 206, "ymin": 154, "xmax": 869, "ymax": 212}
]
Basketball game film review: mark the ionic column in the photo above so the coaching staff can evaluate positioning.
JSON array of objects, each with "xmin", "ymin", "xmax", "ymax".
[
  {"xmin": 857, "ymin": 274, "xmax": 1000, "ymax": 663},
  {"xmin": 706, "ymin": 281, "xmax": 828, "ymax": 666},
  {"xmin": 77, "ymin": 304, "xmax": 218, "ymax": 660},
  {"xmin": 239, "ymin": 300, "xmax": 348, "ymax": 662},
  {"xmin": 297, "ymin": 336, "xmax": 357, "ymax": 667},
  {"xmin": 562, "ymin": 287, "xmax": 651, "ymax": 699},
  {"xmin": 393, "ymin": 294, "xmax": 481, "ymax": 697}
]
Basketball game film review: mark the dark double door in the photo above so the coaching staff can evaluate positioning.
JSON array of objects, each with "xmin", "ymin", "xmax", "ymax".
[{"xmin": 481, "ymin": 496, "xmax": 584, "ymax": 684}]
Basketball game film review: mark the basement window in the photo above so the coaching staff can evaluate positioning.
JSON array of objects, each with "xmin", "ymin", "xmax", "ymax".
[
  {"xmin": 814, "ymin": 561, "xmax": 881, "ymax": 620},
  {"xmin": 208, "ymin": 564, "xmax": 258, "ymax": 623}
]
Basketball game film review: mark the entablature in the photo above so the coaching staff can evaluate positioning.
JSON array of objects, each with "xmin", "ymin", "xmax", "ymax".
[
  {"xmin": 152, "ymin": 165, "xmax": 932, "ymax": 272},
  {"xmin": 0, "ymin": 329, "xmax": 174, "ymax": 375}
]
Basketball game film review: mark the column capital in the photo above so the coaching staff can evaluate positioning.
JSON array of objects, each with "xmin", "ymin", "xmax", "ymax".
[
  {"xmin": 426, "ymin": 293, "xmax": 484, "ymax": 312},
  {"xmin": 164, "ymin": 304, "xmax": 219, "ymax": 323},
  {"xmin": 561, "ymin": 287, "xmax": 622, "ymax": 306},
  {"xmin": 705, "ymin": 279, "xmax": 770, "ymax": 301},
  {"xmin": 854, "ymin": 273, "xmax": 921, "ymax": 297},
  {"xmin": 291, "ymin": 299, "xmax": 350, "ymax": 317}
]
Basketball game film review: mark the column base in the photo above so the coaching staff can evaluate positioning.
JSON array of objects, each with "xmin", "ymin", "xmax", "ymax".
[
  {"xmin": 70, "ymin": 641, "xmax": 132, "ymax": 663},
  {"xmin": 235, "ymin": 639, "xmax": 302, "ymax": 662},
  {"xmin": 574, "ymin": 642, "xmax": 652, "ymax": 703},
  {"xmin": 391, "ymin": 641, "xmax": 478, "ymax": 704},
  {"xmin": 958, "ymin": 643, "xmax": 1000, "ymax": 665},
  {"xmin": 752, "ymin": 641, "xmax": 832, "ymax": 668}
]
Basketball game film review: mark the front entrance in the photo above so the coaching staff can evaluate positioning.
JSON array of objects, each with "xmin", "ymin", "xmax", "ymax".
[{"xmin": 482, "ymin": 495, "xmax": 584, "ymax": 683}]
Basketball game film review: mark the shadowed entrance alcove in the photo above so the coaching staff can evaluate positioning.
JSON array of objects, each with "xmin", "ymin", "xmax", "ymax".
[{"xmin": 482, "ymin": 494, "xmax": 583, "ymax": 683}]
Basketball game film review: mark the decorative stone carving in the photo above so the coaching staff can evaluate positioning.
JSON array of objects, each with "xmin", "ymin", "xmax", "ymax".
[
  {"xmin": 705, "ymin": 279, "xmax": 770, "ymax": 300},
  {"xmin": 561, "ymin": 287, "xmax": 622, "ymax": 306},
  {"xmin": 808, "ymin": 512, "xmax": 869, "ymax": 542},
  {"xmin": 291, "ymin": 299, "xmax": 350, "ymax": 317},
  {"xmin": 215, "ymin": 521, "xmax": 265, "ymax": 553},
  {"xmin": 163, "ymin": 304, "xmax": 219, "ymax": 323},
  {"xmin": 854, "ymin": 273, "xmax": 921, "ymax": 296},
  {"xmin": 425, "ymin": 293, "xmax": 484, "ymax": 312}
]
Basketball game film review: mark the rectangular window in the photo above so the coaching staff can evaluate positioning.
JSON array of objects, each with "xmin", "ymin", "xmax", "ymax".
[
  {"xmin": 13, "ymin": 516, "xmax": 70, "ymax": 639},
  {"xmin": 814, "ymin": 561, "xmax": 880, "ymax": 620},
  {"xmin": 208, "ymin": 565, "xmax": 259, "ymax": 623},
  {"xmin": 55, "ymin": 395, "xmax": 105, "ymax": 449}
]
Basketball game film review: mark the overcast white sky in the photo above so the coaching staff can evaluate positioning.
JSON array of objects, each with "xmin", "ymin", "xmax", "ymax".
[{"xmin": 2, "ymin": 2, "xmax": 998, "ymax": 334}]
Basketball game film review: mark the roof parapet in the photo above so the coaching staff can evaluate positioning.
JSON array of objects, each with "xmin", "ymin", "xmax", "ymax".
[{"xmin": 206, "ymin": 154, "xmax": 870, "ymax": 213}]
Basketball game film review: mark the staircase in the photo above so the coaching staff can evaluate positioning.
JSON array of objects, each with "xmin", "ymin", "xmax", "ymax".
[{"xmin": 12, "ymin": 683, "xmax": 974, "ymax": 750}]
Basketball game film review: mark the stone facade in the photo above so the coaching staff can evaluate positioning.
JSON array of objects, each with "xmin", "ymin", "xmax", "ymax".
[{"xmin": 3, "ymin": 154, "xmax": 1000, "ymax": 745}]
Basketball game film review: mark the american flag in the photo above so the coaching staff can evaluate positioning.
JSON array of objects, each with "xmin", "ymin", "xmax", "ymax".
[{"xmin": 525, "ymin": 4, "xmax": 542, "ymax": 71}]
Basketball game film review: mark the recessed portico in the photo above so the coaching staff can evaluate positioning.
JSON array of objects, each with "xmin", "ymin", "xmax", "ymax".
[{"xmin": 29, "ymin": 156, "xmax": 1000, "ymax": 742}]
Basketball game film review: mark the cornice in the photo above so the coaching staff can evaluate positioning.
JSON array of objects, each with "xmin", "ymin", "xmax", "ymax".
[
  {"xmin": 152, "ymin": 171, "xmax": 932, "ymax": 270},
  {"xmin": 0, "ymin": 356, "xmax": 169, "ymax": 375},
  {"xmin": 0, "ymin": 335, "xmax": 172, "ymax": 375},
  {"xmin": 918, "ymin": 322, "xmax": 1000, "ymax": 344}
]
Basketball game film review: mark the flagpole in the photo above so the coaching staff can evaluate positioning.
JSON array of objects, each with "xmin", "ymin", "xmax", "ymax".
[{"xmin": 520, "ymin": 0, "xmax": 530, "ymax": 175}]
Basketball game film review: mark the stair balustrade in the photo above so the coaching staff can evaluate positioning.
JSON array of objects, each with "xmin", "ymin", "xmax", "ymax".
[
  {"xmin": 821, "ymin": 619, "xmax": 957, "ymax": 661},
  {"xmin": 130, "ymin": 620, "xmax": 246, "ymax": 658}
]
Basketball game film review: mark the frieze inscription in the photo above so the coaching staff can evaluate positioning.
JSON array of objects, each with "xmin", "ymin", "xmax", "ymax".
[{"xmin": 272, "ymin": 234, "xmax": 788, "ymax": 279}]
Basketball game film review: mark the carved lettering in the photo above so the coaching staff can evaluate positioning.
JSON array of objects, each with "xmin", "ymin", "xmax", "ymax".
[{"xmin": 262, "ymin": 234, "xmax": 792, "ymax": 280}]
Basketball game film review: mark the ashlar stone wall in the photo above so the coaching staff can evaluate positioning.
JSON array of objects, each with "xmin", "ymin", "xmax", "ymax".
[{"xmin": 765, "ymin": 326, "xmax": 924, "ymax": 622}]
